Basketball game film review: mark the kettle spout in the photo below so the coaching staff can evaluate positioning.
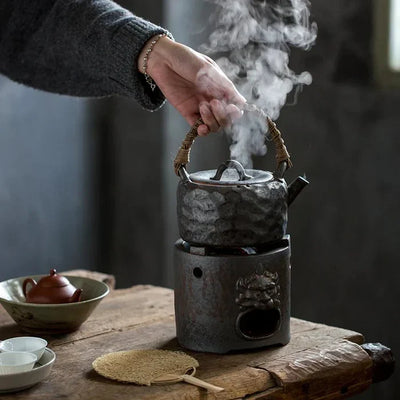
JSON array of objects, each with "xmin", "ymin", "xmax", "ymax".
[
  {"xmin": 288, "ymin": 176, "xmax": 309, "ymax": 206},
  {"xmin": 71, "ymin": 288, "xmax": 83, "ymax": 303}
]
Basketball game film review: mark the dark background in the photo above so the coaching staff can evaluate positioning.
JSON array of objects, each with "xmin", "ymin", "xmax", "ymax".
[{"xmin": 0, "ymin": 0, "xmax": 398, "ymax": 399}]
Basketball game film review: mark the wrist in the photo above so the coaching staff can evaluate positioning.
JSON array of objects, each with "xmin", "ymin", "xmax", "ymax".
[{"xmin": 138, "ymin": 34, "xmax": 174, "ymax": 75}]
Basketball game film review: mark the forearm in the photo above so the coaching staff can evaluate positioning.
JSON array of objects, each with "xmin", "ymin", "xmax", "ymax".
[{"xmin": 0, "ymin": 0, "xmax": 172, "ymax": 110}]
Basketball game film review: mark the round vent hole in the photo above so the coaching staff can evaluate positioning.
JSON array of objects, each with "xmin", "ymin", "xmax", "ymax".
[{"xmin": 193, "ymin": 267, "xmax": 203, "ymax": 278}]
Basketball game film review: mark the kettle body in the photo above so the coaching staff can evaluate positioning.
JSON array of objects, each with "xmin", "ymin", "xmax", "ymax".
[{"xmin": 177, "ymin": 161, "xmax": 289, "ymax": 247}]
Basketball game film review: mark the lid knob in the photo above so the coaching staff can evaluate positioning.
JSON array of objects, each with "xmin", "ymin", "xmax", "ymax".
[{"xmin": 211, "ymin": 160, "xmax": 253, "ymax": 182}]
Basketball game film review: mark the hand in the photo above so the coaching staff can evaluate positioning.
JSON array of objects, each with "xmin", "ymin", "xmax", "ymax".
[{"xmin": 138, "ymin": 36, "xmax": 246, "ymax": 136}]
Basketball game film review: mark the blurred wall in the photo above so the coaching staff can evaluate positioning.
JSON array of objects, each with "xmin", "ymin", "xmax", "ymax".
[
  {"xmin": 98, "ymin": 0, "xmax": 166, "ymax": 286},
  {"xmin": 0, "ymin": 78, "xmax": 99, "ymax": 279}
]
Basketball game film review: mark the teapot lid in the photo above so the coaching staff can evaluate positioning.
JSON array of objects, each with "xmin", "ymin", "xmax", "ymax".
[
  {"xmin": 188, "ymin": 160, "xmax": 273, "ymax": 186},
  {"xmin": 38, "ymin": 269, "xmax": 71, "ymax": 288}
]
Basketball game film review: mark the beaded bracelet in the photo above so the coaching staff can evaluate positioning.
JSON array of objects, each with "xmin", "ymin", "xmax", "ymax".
[{"xmin": 142, "ymin": 33, "xmax": 167, "ymax": 91}]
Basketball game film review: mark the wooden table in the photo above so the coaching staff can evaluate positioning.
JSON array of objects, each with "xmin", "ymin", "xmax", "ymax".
[{"xmin": 0, "ymin": 272, "xmax": 393, "ymax": 400}]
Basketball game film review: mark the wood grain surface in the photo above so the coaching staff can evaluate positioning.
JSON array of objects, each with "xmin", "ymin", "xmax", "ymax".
[{"xmin": 0, "ymin": 274, "xmax": 375, "ymax": 400}]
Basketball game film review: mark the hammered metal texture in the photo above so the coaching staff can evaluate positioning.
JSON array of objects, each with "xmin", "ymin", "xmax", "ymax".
[{"xmin": 177, "ymin": 180, "xmax": 288, "ymax": 247}]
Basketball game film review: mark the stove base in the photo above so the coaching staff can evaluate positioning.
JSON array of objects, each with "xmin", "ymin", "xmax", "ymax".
[{"xmin": 174, "ymin": 236, "xmax": 291, "ymax": 353}]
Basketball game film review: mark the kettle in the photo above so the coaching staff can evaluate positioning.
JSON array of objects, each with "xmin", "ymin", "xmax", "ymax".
[
  {"xmin": 23, "ymin": 268, "xmax": 83, "ymax": 304},
  {"xmin": 173, "ymin": 108, "xmax": 308, "ymax": 247}
]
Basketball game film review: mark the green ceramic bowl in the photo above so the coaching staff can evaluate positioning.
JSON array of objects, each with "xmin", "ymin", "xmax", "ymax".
[{"xmin": 0, "ymin": 275, "xmax": 109, "ymax": 334}]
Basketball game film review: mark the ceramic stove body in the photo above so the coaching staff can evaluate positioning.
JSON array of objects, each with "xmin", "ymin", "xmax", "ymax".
[{"xmin": 174, "ymin": 236, "xmax": 291, "ymax": 354}]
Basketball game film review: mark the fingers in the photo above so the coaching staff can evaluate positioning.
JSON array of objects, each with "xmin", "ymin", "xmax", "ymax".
[
  {"xmin": 225, "ymin": 103, "xmax": 243, "ymax": 122},
  {"xmin": 221, "ymin": 79, "xmax": 247, "ymax": 107},
  {"xmin": 231, "ymin": 90, "xmax": 247, "ymax": 108},
  {"xmin": 197, "ymin": 124, "xmax": 210, "ymax": 136},
  {"xmin": 199, "ymin": 102, "xmax": 219, "ymax": 133},
  {"xmin": 210, "ymin": 99, "xmax": 229, "ymax": 128},
  {"xmin": 197, "ymin": 100, "xmax": 244, "ymax": 136},
  {"xmin": 211, "ymin": 100, "xmax": 243, "ymax": 126}
]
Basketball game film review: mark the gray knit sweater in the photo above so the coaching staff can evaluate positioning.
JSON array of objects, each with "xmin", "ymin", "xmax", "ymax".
[{"xmin": 0, "ymin": 0, "xmax": 172, "ymax": 110}]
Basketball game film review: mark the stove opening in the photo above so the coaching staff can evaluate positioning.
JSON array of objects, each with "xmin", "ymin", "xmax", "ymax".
[{"xmin": 237, "ymin": 308, "xmax": 281, "ymax": 339}]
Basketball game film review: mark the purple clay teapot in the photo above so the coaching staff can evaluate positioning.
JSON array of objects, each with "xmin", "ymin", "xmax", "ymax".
[{"xmin": 23, "ymin": 268, "xmax": 83, "ymax": 304}]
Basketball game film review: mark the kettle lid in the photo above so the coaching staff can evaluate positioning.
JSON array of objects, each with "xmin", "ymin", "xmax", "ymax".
[{"xmin": 188, "ymin": 160, "xmax": 273, "ymax": 186}]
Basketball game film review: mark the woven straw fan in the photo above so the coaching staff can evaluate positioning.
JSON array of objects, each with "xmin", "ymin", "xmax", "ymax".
[{"xmin": 92, "ymin": 349, "xmax": 224, "ymax": 393}]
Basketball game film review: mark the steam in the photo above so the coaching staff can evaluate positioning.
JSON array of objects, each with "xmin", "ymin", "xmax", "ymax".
[{"xmin": 200, "ymin": 0, "xmax": 317, "ymax": 167}]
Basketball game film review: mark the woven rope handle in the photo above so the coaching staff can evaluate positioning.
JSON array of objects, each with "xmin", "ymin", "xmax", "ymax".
[
  {"xmin": 266, "ymin": 117, "xmax": 293, "ymax": 169},
  {"xmin": 173, "ymin": 118, "xmax": 203, "ymax": 176},
  {"xmin": 173, "ymin": 105, "xmax": 292, "ymax": 176}
]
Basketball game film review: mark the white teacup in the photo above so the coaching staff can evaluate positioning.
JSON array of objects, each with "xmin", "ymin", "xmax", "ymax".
[
  {"xmin": 0, "ymin": 352, "xmax": 37, "ymax": 375},
  {"xmin": 0, "ymin": 337, "xmax": 47, "ymax": 360}
]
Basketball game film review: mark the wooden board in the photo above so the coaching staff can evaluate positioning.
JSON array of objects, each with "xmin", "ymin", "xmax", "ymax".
[{"xmin": 0, "ymin": 284, "xmax": 373, "ymax": 400}]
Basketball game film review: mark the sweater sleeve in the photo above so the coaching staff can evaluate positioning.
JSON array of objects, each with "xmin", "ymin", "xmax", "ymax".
[{"xmin": 0, "ymin": 0, "xmax": 172, "ymax": 110}]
